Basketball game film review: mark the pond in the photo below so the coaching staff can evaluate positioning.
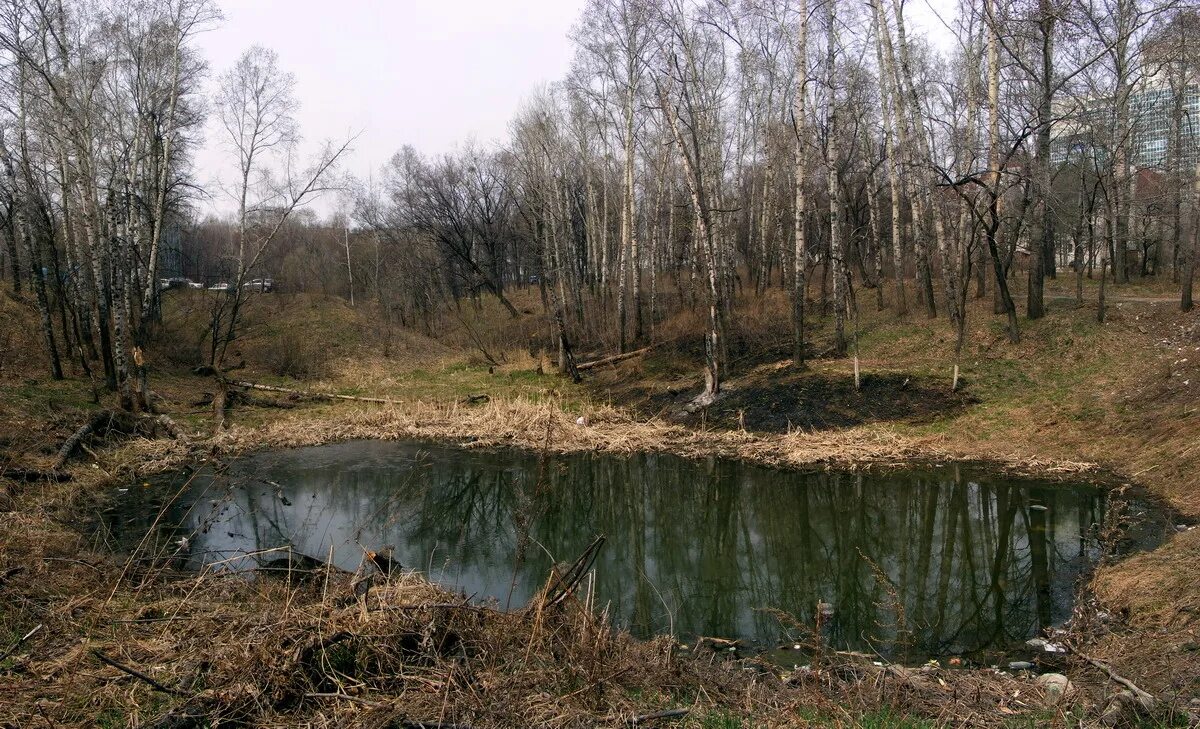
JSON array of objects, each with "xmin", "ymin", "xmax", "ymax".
[{"xmin": 99, "ymin": 440, "xmax": 1166, "ymax": 663}]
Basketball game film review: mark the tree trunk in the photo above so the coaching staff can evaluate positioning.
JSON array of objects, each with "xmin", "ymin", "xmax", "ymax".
[
  {"xmin": 827, "ymin": 0, "xmax": 848, "ymax": 356},
  {"xmin": 872, "ymin": 0, "xmax": 907, "ymax": 317},
  {"xmin": 792, "ymin": 0, "xmax": 810, "ymax": 368},
  {"xmin": 1183, "ymin": 208, "xmax": 1197, "ymax": 312},
  {"xmin": 660, "ymin": 82, "xmax": 722, "ymax": 405}
]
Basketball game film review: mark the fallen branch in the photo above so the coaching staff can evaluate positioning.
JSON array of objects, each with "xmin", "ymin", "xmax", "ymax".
[
  {"xmin": 629, "ymin": 708, "xmax": 689, "ymax": 725},
  {"xmin": 540, "ymin": 535, "xmax": 606, "ymax": 608},
  {"xmin": 92, "ymin": 649, "xmax": 182, "ymax": 695},
  {"xmin": 1078, "ymin": 652, "xmax": 1200, "ymax": 725},
  {"xmin": 574, "ymin": 346, "xmax": 652, "ymax": 372},
  {"xmin": 230, "ymin": 380, "xmax": 407, "ymax": 406}
]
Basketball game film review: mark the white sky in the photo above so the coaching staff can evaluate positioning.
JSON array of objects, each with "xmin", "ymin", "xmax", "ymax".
[
  {"xmin": 193, "ymin": 0, "xmax": 587, "ymax": 216},
  {"xmin": 193, "ymin": 0, "xmax": 955, "ymax": 219}
]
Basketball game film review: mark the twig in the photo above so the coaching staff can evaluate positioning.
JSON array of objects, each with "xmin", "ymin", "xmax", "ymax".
[{"xmin": 92, "ymin": 649, "xmax": 182, "ymax": 695}]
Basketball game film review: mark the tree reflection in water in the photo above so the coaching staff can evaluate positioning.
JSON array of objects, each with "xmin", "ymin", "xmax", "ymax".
[{"xmin": 105, "ymin": 440, "xmax": 1162, "ymax": 661}]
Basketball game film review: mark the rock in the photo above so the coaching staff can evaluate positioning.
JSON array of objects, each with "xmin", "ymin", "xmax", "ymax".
[{"xmin": 1036, "ymin": 673, "xmax": 1074, "ymax": 703}]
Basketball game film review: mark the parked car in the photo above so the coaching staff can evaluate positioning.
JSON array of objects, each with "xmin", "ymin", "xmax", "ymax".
[
  {"xmin": 159, "ymin": 277, "xmax": 195, "ymax": 291},
  {"xmin": 209, "ymin": 282, "xmax": 230, "ymax": 291},
  {"xmin": 242, "ymin": 278, "xmax": 274, "ymax": 292}
]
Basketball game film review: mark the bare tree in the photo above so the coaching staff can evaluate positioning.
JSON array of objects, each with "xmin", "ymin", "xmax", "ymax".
[{"xmin": 209, "ymin": 46, "xmax": 351, "ymax": 372}]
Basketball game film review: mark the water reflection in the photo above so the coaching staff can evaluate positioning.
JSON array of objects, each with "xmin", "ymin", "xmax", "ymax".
[{"xmin": 103, "ymin": 440, "xmax": 1160, "ymax": 661}]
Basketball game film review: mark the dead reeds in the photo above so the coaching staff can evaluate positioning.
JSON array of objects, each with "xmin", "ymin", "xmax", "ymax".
[{"xmin": 0, "ymin": 528, "xmax": 1064, "ymax": 728}]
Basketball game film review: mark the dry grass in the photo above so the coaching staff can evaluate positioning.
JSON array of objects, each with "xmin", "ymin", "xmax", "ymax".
[
  {"xmin": 66, "ymin": 394, "xmax": 1103, "ymax": 494},
  {"xmin": 0, "ymin": 506, "xmax": 1062, "ymax": 729},
  {"xmin": 1083, "ymin": 527, "xmax": 1200, "ymax": 707}
]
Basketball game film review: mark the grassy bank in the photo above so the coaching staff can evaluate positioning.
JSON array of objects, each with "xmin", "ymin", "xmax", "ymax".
[{"xmin": 1, "ymin": 282, "xmax": 1198, "ymax": 726}]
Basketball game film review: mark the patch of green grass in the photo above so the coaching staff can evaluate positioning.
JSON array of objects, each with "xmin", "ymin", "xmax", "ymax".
[
  {"xmin": 94, "ymin": 708, "xmax": 127, "ymax": 729},
  {"xmin": 0, "ymin": 611, "xmax": 25, "ymax": 671},
  {"xmin": 694, "ymin": 710, "xmax": 746, "ymax": 728},
  {"xmin": 11, "ymin": 377, "xmax": 100, "ymax": 411}
]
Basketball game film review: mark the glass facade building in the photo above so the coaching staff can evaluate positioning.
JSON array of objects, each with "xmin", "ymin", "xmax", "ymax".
[{"xmin": 1051, "ymin": 82, "xmax": 1200, "ymax": 169}]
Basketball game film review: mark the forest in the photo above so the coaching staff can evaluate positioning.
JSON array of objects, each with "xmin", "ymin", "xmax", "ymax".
[
  {"xmin": 1, "ymin": 0, "xmax": 1200, "ymax": 726},
  {"xmin": 0, "ymin": 0, "xmax": 1198, "ymax": 405}
]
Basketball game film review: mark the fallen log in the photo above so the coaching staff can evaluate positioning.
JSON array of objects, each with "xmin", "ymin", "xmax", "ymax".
[
  {"xmin": 55, "ymin": 410, "xmax": 122, "ymax": 468},
  {"xmin": 0, "ymin": 466, "xmax": 72, "ymax": 483},
  {"xmin": 55, "ymin": 411, "xmax": 185, "ymax": 468},
  {"xmin": 573, "ymin": 346, "xmax": 652, "ymax": 372}
]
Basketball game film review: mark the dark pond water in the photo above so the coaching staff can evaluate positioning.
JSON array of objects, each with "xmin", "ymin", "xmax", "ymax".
[{"xmin": 99, "ymin": 440, "xmax": 1166, "ymax": 663}]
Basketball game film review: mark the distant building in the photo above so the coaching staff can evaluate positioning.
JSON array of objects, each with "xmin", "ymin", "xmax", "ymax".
[{"xmin": 1051, "ymin": 81, "xmax": 1200, "ymax": 170}]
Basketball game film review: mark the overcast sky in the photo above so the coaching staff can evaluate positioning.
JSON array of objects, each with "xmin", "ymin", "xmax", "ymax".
[{"xmin": 194, "ymin": 0, "xmax": 955, "ymax": 218}]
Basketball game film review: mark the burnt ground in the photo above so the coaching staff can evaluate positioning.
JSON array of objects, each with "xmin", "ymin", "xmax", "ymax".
[{"xmin": 599, "ymin": 362, "xmax": 977, "ymax": 433}]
